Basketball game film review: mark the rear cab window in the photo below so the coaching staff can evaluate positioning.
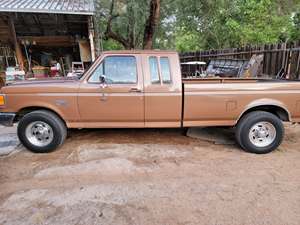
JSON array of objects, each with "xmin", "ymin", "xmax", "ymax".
[
  {"xmin": 149, "ymin": 56, "xmax": 160, "ymax": 84},
  {"xmin": 148, "ymin": 56, "xmax": 172, "ymax": 85},
  {"xmin": 160, "ymin": 57, "xmax": 172, "ymax": 84}
]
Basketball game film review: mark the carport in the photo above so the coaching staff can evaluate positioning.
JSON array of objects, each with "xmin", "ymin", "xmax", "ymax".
[{"xmin": 0, "ymin": 0, "xmax": 98, "ymax": 80}]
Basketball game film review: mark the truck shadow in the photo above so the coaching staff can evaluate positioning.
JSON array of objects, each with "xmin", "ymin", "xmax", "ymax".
[{"xmin": 66, "ymin": 127, "xmax": 237, "ymax": 148}]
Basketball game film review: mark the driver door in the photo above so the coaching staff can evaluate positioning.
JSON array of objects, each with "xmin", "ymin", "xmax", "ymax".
[{"xmin": 77, "ymin": 54, "xmax": 144, "ymax": 128}]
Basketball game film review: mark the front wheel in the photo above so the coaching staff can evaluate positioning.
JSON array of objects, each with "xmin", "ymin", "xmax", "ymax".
[
  {"xmin": 235, "ymin": 111, "xmax": 284, "ymax": 154},
  {"xmin": 17, "ymin": 110, "xmax": 67, "ymax": 153}
]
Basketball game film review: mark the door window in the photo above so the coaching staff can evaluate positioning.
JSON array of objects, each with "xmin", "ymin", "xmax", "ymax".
[{"xmin": 89, "ymin": 56, "xmax": 137, "ymax": 84}]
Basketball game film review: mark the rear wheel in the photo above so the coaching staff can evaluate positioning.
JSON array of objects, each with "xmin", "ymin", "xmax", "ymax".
[
  {"xmin": 17, "ymin": 110, "xmax": 67, "ymax": 153},
  {"xmin": 235, "ymin": 111, "xmax": 284, "ymax": 154}
]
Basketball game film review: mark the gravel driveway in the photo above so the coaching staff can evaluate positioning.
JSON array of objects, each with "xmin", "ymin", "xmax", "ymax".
[{"xmin": 0, "ymin": 125, "xmax": 299, "ymax": 225}]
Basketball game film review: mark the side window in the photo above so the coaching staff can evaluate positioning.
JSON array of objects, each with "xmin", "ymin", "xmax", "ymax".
[
  {"xmin": 89, "ymin": 56, "xmax": 137, "ymax": 84},
  {"xmin": 89, "ymin": 62, "xmax": 103, "ymax": 83},
  {"xmin": 149, "ymin": 56, "xmax": 160, "ymax": 84},
  {"xmin": 160, "ymin": 57, "xmax": 172, "ymax": 84}
]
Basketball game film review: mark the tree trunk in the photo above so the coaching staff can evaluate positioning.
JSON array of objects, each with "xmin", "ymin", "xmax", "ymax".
[{"xmin": 143, "ymin": 0, "xmax": 161, "ymax": 49}]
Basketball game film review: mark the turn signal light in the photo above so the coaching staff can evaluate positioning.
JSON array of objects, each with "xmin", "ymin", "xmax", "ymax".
[{"xmin": 0, "ymin": 95, "xmax": 5, "ymax": 106}]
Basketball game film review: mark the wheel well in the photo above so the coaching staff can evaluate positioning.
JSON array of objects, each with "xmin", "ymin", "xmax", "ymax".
[
  {"xmin": 239, "ymin": 105, "xmax": 290, "ymax": 122},
  {"xmin": 16, "ymin": 107, "xmax": 65, "ymax": 124}
]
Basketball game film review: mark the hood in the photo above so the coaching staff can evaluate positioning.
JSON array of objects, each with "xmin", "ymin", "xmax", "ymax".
[{"xmin": 1, "ymin": 78, "xmax": 80, "ymax": 94}]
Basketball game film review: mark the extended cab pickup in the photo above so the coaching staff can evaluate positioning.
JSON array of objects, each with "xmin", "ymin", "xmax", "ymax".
[{"xmin": 1, "ymin": 50, "xmax": 300, "ymax": 154}]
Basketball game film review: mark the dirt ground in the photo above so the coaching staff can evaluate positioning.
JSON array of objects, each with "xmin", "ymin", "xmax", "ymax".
[{"xmin": 0, "ymin": 125, "xmax": 300, "ymax": 225}]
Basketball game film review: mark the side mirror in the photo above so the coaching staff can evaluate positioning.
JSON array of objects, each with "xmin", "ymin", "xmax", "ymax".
[
  {"xmin": 100, "ymin": 75, "xmax": 106, "ymax": 84},
  {"xmin": 99, "ymin": 75, "xmax": 107, "ymax": 88}
]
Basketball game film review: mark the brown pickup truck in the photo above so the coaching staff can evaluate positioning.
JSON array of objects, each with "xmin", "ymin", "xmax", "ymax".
[{"xmin": 0, "ymin": 50, "xmax": 300, "ymax": 154}]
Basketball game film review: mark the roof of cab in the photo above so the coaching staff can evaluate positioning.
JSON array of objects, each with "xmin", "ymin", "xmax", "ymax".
[{"xmin": 102, "ymin": 50, "xmax": 178, "ymax": 55}]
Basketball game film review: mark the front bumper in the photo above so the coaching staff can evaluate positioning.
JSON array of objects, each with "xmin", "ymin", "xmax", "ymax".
[{"xmin": 0, "ymin": 113, "xmax": 16, "ymax": 127}]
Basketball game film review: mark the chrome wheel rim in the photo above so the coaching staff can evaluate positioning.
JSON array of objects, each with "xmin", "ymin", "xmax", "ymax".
[
  {"xmin": 249, "ymin": 122, "xmax": 276, "ymax": 148},
  {"xmin": 25, "ymin": 121, "xmax": 54, "ymax": 147}
]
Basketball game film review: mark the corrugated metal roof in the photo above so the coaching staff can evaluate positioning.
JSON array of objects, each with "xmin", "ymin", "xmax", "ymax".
[{"xmin": 0, "ymin": 0, "xmax": 95, "ymax": 15}]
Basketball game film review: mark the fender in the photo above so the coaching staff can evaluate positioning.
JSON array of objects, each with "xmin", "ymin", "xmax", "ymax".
[
  {"xmin": 17, "ymin": 102, "xmax": 67, "ymax": 122},
  {"xmin": 237, "ymin": 98, "xmax": 291, "ymax": 123}
]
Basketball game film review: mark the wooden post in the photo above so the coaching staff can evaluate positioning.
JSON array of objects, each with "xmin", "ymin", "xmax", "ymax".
[
  {"xmin": 8, "ymin": 16, "xmax": 24, "ymax": 70},
  {"xmin": 92, "ymin": 15, "xmax": 102, "ymax": 56},
  {"xmin": 287, "ymin": 48, "xmax": 293, "ymax": 79},
  {"xmin": 296, "ymin": 51, "xmax": 300, "ymax": 79},
  {"xmin": 88, "ymin": 16, "xmax": 96, "ymax": 62}
]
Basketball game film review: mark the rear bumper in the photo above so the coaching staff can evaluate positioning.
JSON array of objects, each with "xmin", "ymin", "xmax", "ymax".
[{"xmin": 0, "ymin": 113, "xmax": 16, "ymax": 127}]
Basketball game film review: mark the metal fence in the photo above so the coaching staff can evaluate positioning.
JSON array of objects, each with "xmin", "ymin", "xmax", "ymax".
[{"xmin": 180, "ymin": 41, "xmax": 300, "ymax": 79}]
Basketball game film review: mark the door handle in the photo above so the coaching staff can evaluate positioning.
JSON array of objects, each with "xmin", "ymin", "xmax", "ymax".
[
  {"xmin": 100, "ymin": 92, "xmax": 108, "ymax": 101},
  {"xmin": 129, "ymin": 88, "xmax": 142, "ymax": 93}
]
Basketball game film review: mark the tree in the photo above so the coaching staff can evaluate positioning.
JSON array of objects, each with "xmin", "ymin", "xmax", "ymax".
[
  {"xmin": 96, "ymin": 0, "xmax": 300, "ymax": 51},
  {"xmin": 97, "ymin": 0, "xmax": 161, "ymax": 49},
  {"xmin": 143, "ymin": 0, "xmax": 161, "ymax": 49},
  {"xmin": 103, "ymin": 0, "xmax": 135, "ymax": 49},
  {"xmin": 167, "ymin": 0, "xmax": 300, "ymax": 51}
]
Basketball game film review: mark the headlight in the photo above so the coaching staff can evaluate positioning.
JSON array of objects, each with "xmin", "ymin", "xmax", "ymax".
[{"xmin": 0, "ymin": 95, "xmax": 5, "ymax": 106}]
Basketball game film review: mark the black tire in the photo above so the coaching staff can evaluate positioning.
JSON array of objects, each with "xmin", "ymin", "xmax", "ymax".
[
  {"xmin": 17, "ymin": 110, "xmax": 67, "ymax": 153},
  {"xmin": 235, "ymin": 111, "xmax": 284, "ymax": 154}
]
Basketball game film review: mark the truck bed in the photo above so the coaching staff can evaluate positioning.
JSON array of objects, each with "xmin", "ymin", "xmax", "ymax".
[
  {"xmin": 182, "ymin": 77, "xmax": 300, "ymax": 127},
  {"xmin": 182, "ymin": 77, "xmax": 300, "ymax": 84}
]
